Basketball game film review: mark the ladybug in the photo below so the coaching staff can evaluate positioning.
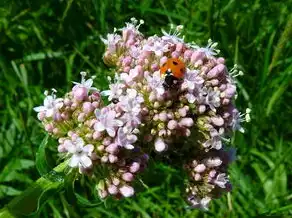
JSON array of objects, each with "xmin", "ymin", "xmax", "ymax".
[{"xmin": 160, "ymin": 58, "xmax": 186, "ymax": 89}]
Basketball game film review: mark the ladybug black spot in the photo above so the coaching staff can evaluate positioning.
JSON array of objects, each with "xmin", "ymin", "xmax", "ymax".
[
  {"xmin": 172, "ymin": 61, "xmax": 178, "ymax": 65},
  {"xmin": 180, "ymin": 68, "xmax": 184, "ymax": 72}
]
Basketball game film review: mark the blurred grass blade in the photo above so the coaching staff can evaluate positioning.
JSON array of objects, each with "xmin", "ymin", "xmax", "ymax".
[
  {"xmin": 36, "ymin": 135, "xmax": 51, "ymax": 176},
  {"xmin": 0, "ymin": 161, "xmax": 68, "ymax": 218}
]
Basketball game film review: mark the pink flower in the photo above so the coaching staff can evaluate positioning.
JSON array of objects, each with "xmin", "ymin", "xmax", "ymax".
[
  {"xmin": 67, "ymin": 137, "xmax": 94, "ymax": 170},
  {"xmin": 182, "ymin": 69, "xmax": 204, "ymax": 90},
  {"xmin": 94, "ymin": 108, "xmax": 123, "ymax": 137},
  {"xmin": 119, "ymin": 185, "xmax": 134, "ymax": 197},
  {"xmin": 34, "ymin": 91, "xmax": 63, "ymax": 118},
  {"xmin": 116, "ymin": 127, "xmax": 137, "ymax": 149},
  {"xmin": 146, "ymin": 71, "xmax": 165, "ymax": 96}
]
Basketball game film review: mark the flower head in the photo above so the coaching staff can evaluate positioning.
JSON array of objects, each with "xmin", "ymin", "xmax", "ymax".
[
  {"xmin": 94, "ymin": 108, "xmax": 123, "ymax": 137},
  {"xmin": 34, "ymin": 89, "xmax": 63, "ymax": 118}
]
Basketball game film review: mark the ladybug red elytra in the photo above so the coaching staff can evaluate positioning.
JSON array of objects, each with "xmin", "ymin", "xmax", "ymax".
[{"xmin": 160, "ymin": 58, "xmax": 186, "ymax": 89}]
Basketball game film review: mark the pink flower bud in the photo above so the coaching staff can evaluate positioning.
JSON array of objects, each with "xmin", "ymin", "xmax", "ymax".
[
  {"xmin": 179, "ymin": 118, "xmax": 194, "ymax": 127},
  {"xmin": 54, "ymin": 112, "xmax": 62, "ymax": 121},
  {"xmin": 37, "ymin": 112, "xmax": 45, "ymax": 121},
  {"xmin": 64, "ymin": 98, "xmax": 71, "ymax": 106},
  {"xmin": 178, "ymin": 107, "xmax": 187, "ymax": 117},
  {"xmin": 98, "ymin": 190, "xmax": 108, "ymax": 199},
  {"xmin": 159, "ymin": 112, "xmax": 168, "ymax": 121},
  {"xmin": 171, "ymin": 51, "xmax": 180, "ymax": 58},
  {"xmin": 112, "ymin": 177, "xmax": 120, "ymax": 186},
  {"xmin": 61, "ymin": 112, "xmax": 69, "ymax": 120},
  {"xmin": 45, "ymin": 123, "xmax": 54, "ymax": 132},
  {"xmin": 198, "ymin": 105, "xmax": 206, "ymax": 113},
  {"xmin": 108, "ymin": 185, "xmax": 118, "ymax": 195},
  {"xmin": 119, "ymin": 185, "xmax": 134, "ymax": 197},
  {"xmin": 184, "ymin": 128, "xmax": 191, "ymax": 137},
  {"xmin": 122, "ymin": 56, "xmax": 132, "ymax": 66},
  {"xmin": 223, "ymin": 98, "xmax": 230, "ymax": 105},
  {"xmin": 158, "ymin": 129, "xmax": 167, "ymax": 137},
  {"xmin": 105, "ymin": 143, "xmax": 119, "ymax": 154},
  {"xmin": 103, "ymin": 137, "xmax": 112, "ymax": 146},
  {"xmin": 73, "ymin": 87, "xmax": 88, "ymax": 101},
  {"xmin": 58, "ymin": 144, "xmax": 66, "ymax": 152},
  {"xmin": 184, "ymin": 49, "xmax": 193, "ymax": 59},
  {"xmin": 167, "ymin": 113, "xmax": 174, "ymax": 119},
  {"xmin": 77, "ymin": 113, "xmax": 85, "ymax": 122},
  {"xmin": 194, "ymin": 164, "xmax": 206, "ymax": 173},
  {"xmin": 122, "ymin": 172, "xmax": 134, "ymax": 182},
  {"xmin": 176, "ymin": 43, "xmax": 184, "ymax": 52},
  {"xmin": 191, "ymin": 51, "xmax": 205, "ymax": 64},
  {"xmin": 219, "ymin": 84, "xmax": 227, "ymax": 91},
  {"xmin": 217, "ymin": 57, "xmax": 225, "ymax": 64},
  {"xmin": 93, "ymin": 131, "xmax": 102, "ymax": 140},
  {"xmin": 53, "ymin": 128, "xmax": 59, "ymax": 135},
  {"xmin": 83, "ymin": 102, "xmax": 93, "ymax": 113},
  {"xmin": 154, "ymin": 138, "xmax": 167, "ymax": 152},
  {"xmin": 194, "ymin": 173, "xmax": 201, "ymax": 181},
  {"xmin": 109, "ymin": 154, "xmax": 118, "ymax": 163},
  {"xmin": 211, "ymin": 116, "xmax": 224, "ymax": 126},
  {"xmin": 207, "ymin": 64, "xmax": 225, "ymax": 79},
  {"xmin": 130, "ymin": 162, "xmax": 140, "ymax": 173},
  {"xmin": 151, "ymin": 63, "xmax": 159, "ymax": 71},
  {"xmin": 160, "ymin": 56, "xmax": 168, "ymax": 66},
  {"xmin": 123, "ymin": 66, "xmax": 131, "ymax": 73},
  {"xmin": 210, "ymin": 79, "xmax": 219, "ymax": 86},
  {"xmin": 225, "ymin": 85, "xmax": 236, "ymax": 98},
  {"xmin": 167, "ymin": 120, "xmax": 178, "ymax": 130},
  {"xmin": 101, "ymin": 156, "xmax": 108, "ymax": 163}
]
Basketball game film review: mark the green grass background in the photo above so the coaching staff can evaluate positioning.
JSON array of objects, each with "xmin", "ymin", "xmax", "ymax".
[{"xmin": 1, "ymin": 0, "xmax": 292, "ymax": 217}]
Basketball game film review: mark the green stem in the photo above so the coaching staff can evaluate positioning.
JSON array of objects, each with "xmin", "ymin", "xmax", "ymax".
[{"xmin": 0, "ymin": 161, "xmax": 68, "ymax": 218}]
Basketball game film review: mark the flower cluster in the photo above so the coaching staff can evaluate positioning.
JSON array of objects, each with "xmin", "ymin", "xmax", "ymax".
[{"xmin": 34, "ymin": 18, "xmax": 249, "ymax": 209}]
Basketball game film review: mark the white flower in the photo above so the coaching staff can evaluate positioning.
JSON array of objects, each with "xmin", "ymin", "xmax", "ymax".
[
  {"xmin": 143, "ymin": 36, "xmax": 170, "ymax": 56},
  {"xmin": 116, "ymin": 127, "xmax": 137, "ymax": 149},
  {"xmin": 185, "ymin": 93, "xmax": 196, "ymax": 104},
  {"xmin": 34, "ymin": 90, "xmax": 63, "ymax": 118},
  {"xmin": 100, "ymin": 33, "xmax": 122, "ymax": 53},
  {"xmin": 94, "ymin": 108, "xmax": 123, "ymax": 137},
  {"xmin": 101, "ymin": 82, "xmax": 125, "ymax": 101},
  {"xmin": 191, "ymin": 39, "xmax": 220, "ymax": 58},
  {"xmin": 161, "ymin": 24, "xmax": 184, "ymax": 44},
  {"xmin": 204, "ymin": 88, "xmax": 221, "ymax": 112},
  {"xmin": 213, "ymin": 173, "xmax": 229, "ymax": 188},
  {"xmin": 67, "ymin": 137, "xmax": 94, "ymax": 170},
  {"xmin": 146, "ymin": 71, "xmax": 165, "ymax": 96},
  {"xmin": 73, "ymin": 71, "xmax": 97, "ymax": 92},
  {"xmin": 182, "ymin": 69, "xmax": 204, "ymax": 90}
]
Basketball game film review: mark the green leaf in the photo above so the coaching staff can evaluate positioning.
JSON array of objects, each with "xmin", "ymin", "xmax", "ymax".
[
  {"xmin": 0, "ymin": 185, "xmax": 22, "ymax": 198},
  {"xmin": 36, "ymin": 135, "xmax": 51, "ymax": 176}
]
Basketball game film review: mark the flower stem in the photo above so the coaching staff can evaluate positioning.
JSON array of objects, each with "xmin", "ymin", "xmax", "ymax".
[{"xmin": 0, "ymin": 161, "xmax": 68, "ymax": 218}]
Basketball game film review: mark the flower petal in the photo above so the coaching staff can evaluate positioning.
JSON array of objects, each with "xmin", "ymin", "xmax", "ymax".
[
  {"xmin": 80, "ymin": 155, "xmax": 92, "ymax": 168},
  {"xmin": 69, "ymin": 155, "xmax": 80, "ymax": 167}
]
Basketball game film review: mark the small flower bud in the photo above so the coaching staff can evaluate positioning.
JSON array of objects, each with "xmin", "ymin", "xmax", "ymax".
[
  {"xmin": 179, "ymin": 118, "xmax": 194, "ymax": 127},
  {"xmin": 122, "ymin": 172, "xmax": 134, "ymax": 182},
  {"xmin": 108, "ymin": 185, "xmax": 118, "ymax": 195},
  {"xmin": 73, "ymin": 87, "xmax": 88, "ymax": 101},
  {"xmin": 167, "ymin": 120, "xmax": 178, "ymax": 130},
  {"xmin": 130, "ymin": 162, "xmax": 140, "ymax": 173},
  {"xmin": 211, "ymin": 116, "xmax": 224, "ymax": 126},
  {"xmin": 154, "ymin": 138, "xmax": 167, "ymax": 152},
  {"xmin": 119, "ymin": 185, "xmax": 134, "ymax": 197},
  {"xmin": 194, "ymin": 164, "xmax": 206, "ymax": 173}
]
